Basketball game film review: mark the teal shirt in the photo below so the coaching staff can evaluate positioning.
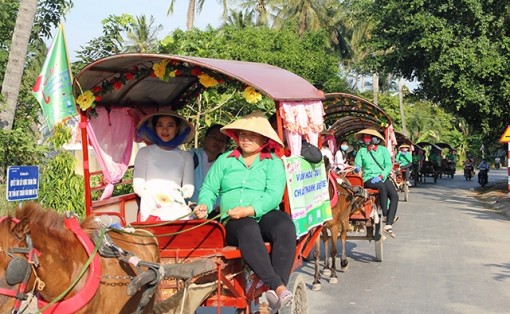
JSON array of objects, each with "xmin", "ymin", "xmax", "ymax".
[
  {"xmin": 198, "ymin": 150, "xmax": 286, "ymax": 221},
  {"xmin": 395, "ymin": 151, "xmax": 412, "ymax": 166},
  {"xmin": 355, "ymin": 146, "xmax": 393, "ymax": 182}
]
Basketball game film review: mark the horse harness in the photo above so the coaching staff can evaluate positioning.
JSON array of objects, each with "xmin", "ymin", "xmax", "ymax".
[{"xmin": 0, "ymin": 214, "xmax": 165, "ymax": 314}]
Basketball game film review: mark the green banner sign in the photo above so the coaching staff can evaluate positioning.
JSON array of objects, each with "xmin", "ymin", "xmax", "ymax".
[{"xmin": 283, "ymin": 156, "xmax": 332, "ymax": 237}]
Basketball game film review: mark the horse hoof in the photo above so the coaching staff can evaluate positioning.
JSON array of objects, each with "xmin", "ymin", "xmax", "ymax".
[
  {"xmin": 329, "ymin": 278, "xmax": 338, "ymax": 284},
  {"xmin": 322, "ymin": 269, "xmax": 331, "ymax": 277},
  {"xmin": 312, "ymin": 283, "xmax": 322, "ymax": 291},
  {"xmin": 341, "ymin": 265, "xmax": 349, "ymax": 271}
]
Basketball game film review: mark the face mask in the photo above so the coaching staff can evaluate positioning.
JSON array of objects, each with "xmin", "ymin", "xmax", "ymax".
[
  {"xmin": 401, "ymin": 151, "xmax": 407, "ymax": 155},
  {"xmin": 340, "ymin": 145, "xmax": 349, "ymax": 151},
  {"xmin": 371, "ymin": 137, "xmax": 380, "ymax": 144}
]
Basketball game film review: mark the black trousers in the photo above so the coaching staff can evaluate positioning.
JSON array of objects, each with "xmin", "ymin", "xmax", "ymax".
[
  {"xmin": 364, "ymin": 178, "xmax": 399, "ymax": 225},
  {"xmin": 225, "ymin": 210, "xmax": 296, "ymax": 290}
]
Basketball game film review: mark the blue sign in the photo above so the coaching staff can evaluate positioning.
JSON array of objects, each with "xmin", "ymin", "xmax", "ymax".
[{"xmin": 6, "ymin": 166, "xmax": 39, "ymax": 201}]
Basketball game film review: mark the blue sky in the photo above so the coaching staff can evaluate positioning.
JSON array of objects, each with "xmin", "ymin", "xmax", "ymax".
[{"xmin": 63, "ymin": 0, "xmax": 223, "ymax": 61}]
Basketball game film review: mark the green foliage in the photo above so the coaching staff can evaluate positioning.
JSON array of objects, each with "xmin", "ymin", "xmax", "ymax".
[
  {"xmin": 366, "ymin": 0, "xmax": 510, "ymax": 142},
  {"xmin": 0, "ymin": 128, "xmax": 48, "ymax": 179},
  {"xmin": 159, "ymin": 26, "xmax": 348, "ymax": 92},
  {"xmin": 38, "ymin": 125, "xmax": 85, "ymax": 216}
]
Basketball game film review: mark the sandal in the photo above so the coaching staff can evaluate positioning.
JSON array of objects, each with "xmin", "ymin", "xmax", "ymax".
[
  {"xmin": 279, "ymin": 289, "xmax": 294, "ymax": 308},
  {"xmin": 383, "ymin": 226, "xmax": 396, "ymax": 238},
  {"xmin": 265, "ymin": 290, "xmax": 280, "ymax": 312}
]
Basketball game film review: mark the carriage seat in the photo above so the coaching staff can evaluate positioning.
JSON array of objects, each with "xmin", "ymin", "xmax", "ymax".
[
  {"xmin": 130, "ymin": 219, "xmax": 271, "ymax": 260},
  {"xmin": 345, "ymin": 173, "xmax": 379, "ymax": 221},
  {"xmin": 345, "ymin": 174, "xmax": 379, "ymax": 196}
]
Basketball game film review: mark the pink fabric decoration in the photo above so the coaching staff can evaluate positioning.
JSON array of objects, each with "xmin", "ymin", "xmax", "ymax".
[
  {"xmin": 87, "ymin": 107, "xmax": 135, "ymax": 200},
  {"xmin": 279, "ymin": 101, "xmax": 324, "ymax": 155},
  {"xmin": 385, "ymin": 124, "xmax": 398, "ymax": 161}
]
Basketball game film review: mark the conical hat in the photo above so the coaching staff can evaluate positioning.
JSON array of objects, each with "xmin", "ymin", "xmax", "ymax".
[
  {"xmin": 137, "ymin": 110, "xmax": 195, "ymax": 144},
  {"xmin": 221, "ymin": 111, "xmax": 284, "ymax": 147},
  {"xmin": 354, "ymin": 128, "xmax": 386, "ymax": 144},
  {"xmin": 398, "ymin": 144, "xmax": 411, "ymax": 149}
]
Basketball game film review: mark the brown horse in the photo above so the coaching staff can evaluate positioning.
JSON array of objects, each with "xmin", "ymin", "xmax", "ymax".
[
  {"xmin": 0, "ymin": 203, "xmax": 160, "ymax": 313},
  {"xmin": 312, "ymin": 168, "xmax": 367, "ymax": 290}
]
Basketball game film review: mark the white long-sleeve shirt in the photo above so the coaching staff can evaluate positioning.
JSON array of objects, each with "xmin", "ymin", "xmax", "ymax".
[
  {"xmin": 133, "ymin": 145, "xmax": 194, "ymax": 221},
  {"xmin": 334, "ymin": 150, "xmax": 348, "ymax": 171}
]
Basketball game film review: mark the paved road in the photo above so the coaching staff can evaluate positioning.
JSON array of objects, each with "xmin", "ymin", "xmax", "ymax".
[{"xmin": 299, "ymin": 168, "xmax": 510, "ymax": 313}]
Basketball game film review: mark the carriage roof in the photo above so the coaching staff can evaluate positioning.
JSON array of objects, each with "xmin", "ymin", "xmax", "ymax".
[
  {"xmin": 72, "ymin": 53, "xmax": 324, "ymax": 110},
  {"xmin": 322, "ymin": 93, "xmax": 393, "ymax": 140},
  {"xmin": 416, "ymin": 141, "xmax": 442, "ymax": 151}
]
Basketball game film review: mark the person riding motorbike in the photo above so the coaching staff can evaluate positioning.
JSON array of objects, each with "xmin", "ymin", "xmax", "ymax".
[
  {"xmin": 494, "ymin": 156, "xmax": 501, "ymax": 169},
  {"xmin": 477, "ymin": 159, "xmax": 490, "ymax": 185},
  {"xmin": 464, "ymin": 154, "xmax": 475, "ymax": 180}
]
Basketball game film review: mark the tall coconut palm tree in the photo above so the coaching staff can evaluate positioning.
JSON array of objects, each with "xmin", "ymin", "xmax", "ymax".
[
  {"xmin": 167, "ymin": 0, "xmax": 229, "ymax": 30},
  {"xmin": 273, "ymin": 0, "xmax": 324, "ymax": 35},
  {"xmin": 0, "ymin": 0, "xmax": 38, "ymax": 130},
  {"xmin": 236, "ymin": 0, "xmax": 281, "ymax": 27},
  {"xmin": 124, "ymin": 15, "xmax": 163, "ymax": 53},
  {"xmin": 223, "ymin": 9, "xmax": 257, "ymax": 28}
]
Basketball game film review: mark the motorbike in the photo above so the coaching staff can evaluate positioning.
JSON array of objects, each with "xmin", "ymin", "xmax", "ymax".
[
  {"xmin": 464, "ymin": 163, "xmax": 474, "ymax": 181},
  {"xmin": 494, "ymin": 158, "xmax": 501, "ymax": 169},
  {"xmin": 478, "ymin": 169, "xmax": 488, "ymax": 187}
]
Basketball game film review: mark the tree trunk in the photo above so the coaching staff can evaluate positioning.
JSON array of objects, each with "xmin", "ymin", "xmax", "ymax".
[
  {"xmin": 186, "ymin": 0, "xmax": 196, "ymax": 30},
  {"xmin": 398, "ymin": 78, "xmax": 407, "ymax": 135},
  {"xmin": 372, "ymin": 73, "xmax": 379, "ymax": 105},
  {"xmin": 0, "ymin": 0, "xmax": 38, "ymax": 130}
]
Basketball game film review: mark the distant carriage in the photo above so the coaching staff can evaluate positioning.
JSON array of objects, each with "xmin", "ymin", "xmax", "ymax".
[{"xmin": 416, "ymin": 142, "xmax": 442, "ymax": 183}]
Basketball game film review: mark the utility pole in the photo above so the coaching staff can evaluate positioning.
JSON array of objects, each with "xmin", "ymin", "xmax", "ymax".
[{"xmin": 398, "ymin": 78, "xmax": 407, "ymax": 136}]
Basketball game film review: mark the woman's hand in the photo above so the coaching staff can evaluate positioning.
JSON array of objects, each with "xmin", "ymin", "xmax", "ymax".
[
  {"xmin": 227, "ymin": 206, "xmax": 255, "ymax": 219},
  {"xmin": 193, "ymin": 204, "xmax": 208, "ymax": 219}
]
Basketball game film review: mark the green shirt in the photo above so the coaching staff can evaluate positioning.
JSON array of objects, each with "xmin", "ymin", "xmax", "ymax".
[
  {"xmin": 355, "ymin": 146, "xmax": 393, "ymax": 182},
  {"xmin": 198, "ymin": 150, "xmax": 286, "ymax": 221},
  {"xmin": 395, "ymin": 151, "xmax": 412, "ymax": 166}
]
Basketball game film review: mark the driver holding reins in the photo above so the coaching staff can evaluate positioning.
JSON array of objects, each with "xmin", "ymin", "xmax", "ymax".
[{"xmin": 353, "ymin": 128, "xmax": 399, "ymax": 238}]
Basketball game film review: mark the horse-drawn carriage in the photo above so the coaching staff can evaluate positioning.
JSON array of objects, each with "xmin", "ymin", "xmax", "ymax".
[
  {"xmin": 1, "ymin": 54, "xmax": 334, "ymax": 313},
  {"xmin": 320, "ymin": 92, "xmax": 398, "ymax": 264},
  {"xmin": 416, "ymin": 142, "xmax": 442, "ymax": 183},
  {"xmin": 436, "ymin": 142, "xmax": 456, "ymax": 179}
]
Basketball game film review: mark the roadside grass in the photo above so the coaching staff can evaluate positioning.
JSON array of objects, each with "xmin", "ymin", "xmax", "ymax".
[{"xmin": 0, "ymin": 184, "xmax": 20, "ymax": 216}]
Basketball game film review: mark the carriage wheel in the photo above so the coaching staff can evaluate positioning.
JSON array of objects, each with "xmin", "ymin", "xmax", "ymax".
[
  {"xmin": 280, "ymin": 273, "xmax": 308, "ymax": 314},
  {"xmin": 374, "ymin": 220, "xmax": 383, "ymax": 262},
  {"xmin": 403, "ymin": 183, "xmax": 409, "ymax": 202}
]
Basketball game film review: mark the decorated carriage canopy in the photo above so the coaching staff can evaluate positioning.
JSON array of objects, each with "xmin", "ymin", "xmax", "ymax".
[
  {"xmin": 73, "ymin": 53, "xmax": 324, "ymax": 111},
  {"xmin": 394, "ymin": 131, "xmax": 421, "ymax": 151},
  {"xmin": 435, "ymin": 142, "xmax": 455, "ymax": 151},
  {"xmin": 322, "ymin": 92, "xmax": 393, "ymax": 141},
  {"xmin": 416, "ymin": 142, "xmax": 442, "ymax": 152},
  {"xmin": 72, "ymin": 53, "xmax": 330, "ymax": 232}
]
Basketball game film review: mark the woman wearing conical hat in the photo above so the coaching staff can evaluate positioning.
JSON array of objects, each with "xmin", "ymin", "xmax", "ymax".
[
  {"xmin": 354, "ymin": 128, "xmax": 399, "ymax": 238},
  {"xmin": 133, "ymin": 111, "xmax": 195, "ymax": 222},
  {"xmin": 194, "ymin": 111, "xmax": 295, "ymax": 311},
  {"xmin": 395, "ymin": 144, "xmax": 413, "ymax": 185}
]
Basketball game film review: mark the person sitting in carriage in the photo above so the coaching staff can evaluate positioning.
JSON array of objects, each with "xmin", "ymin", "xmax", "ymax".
[
  {"xmin": 193, "ymin": 111, "xmax": 296, "ymax": 311},
  {"xmin": 334, "ymin": 139, "xmax": 353, "ymax": 172},
  {"xmin": 133, "ymin": 111, "xmax": 195, "ymax": 222},
  {"xmin": 395, "ymin": 144, "xmax": 413, "ymax": 186},
  {"xmin": 353, "ymin": 128, "xmax": 399, "ymax": 238},
  {"xmin": 446, "ymin": 149, "xmax": 457, "ymax": 170}
]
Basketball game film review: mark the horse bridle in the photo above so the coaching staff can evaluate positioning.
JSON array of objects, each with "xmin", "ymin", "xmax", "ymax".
[
  {"xmin": 0, "ymin": 217, "xmax": 41, "ymax": 314},
  {"xmin": 0, "ymin": 215, "xmax": 102, "ymax": 314}
]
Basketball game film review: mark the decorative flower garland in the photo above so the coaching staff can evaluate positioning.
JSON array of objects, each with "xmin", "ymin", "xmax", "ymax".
[{"xmin": 75, "ymin": 59, "xmax": 263, "ymax": 111}]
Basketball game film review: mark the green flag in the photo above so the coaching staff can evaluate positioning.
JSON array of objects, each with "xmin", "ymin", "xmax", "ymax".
[{"xmin": 32, "ymin": 24, "xmax": 77, "ymax": 130}]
